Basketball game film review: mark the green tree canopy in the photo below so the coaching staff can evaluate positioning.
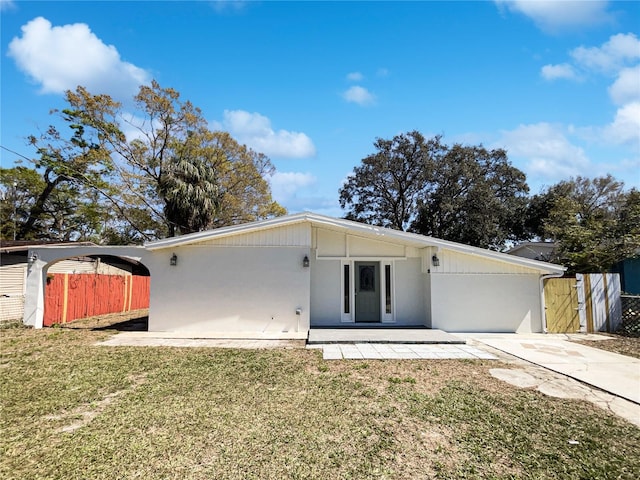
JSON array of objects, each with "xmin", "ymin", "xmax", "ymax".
[
  {"xmin": 527, "ymin": 175, "xmax": 640, "ymax": 273},
  {"xmin": 339, "ymin": 131, "xmax": 444, "ymax": 230},
  {"xmin": 7, "ymin": 81, "xmax": 285, "ymax": 243},
  {"xmin": 412, "ymin": 144, "xmax": 529, "ymax": 249},
  {"xmin": 339, "ymin": 131, "xmax": 529, "ymax": 249}
]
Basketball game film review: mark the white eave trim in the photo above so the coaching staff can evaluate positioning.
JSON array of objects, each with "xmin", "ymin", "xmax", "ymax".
[{"xmin": 144, "ymin": 212, "xmax": 566, "ymax": 274}]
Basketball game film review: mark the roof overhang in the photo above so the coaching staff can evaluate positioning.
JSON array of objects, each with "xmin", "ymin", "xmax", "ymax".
[{"xmin": 144, "ymin": 212, "xmax": 566, "ymax": 275}]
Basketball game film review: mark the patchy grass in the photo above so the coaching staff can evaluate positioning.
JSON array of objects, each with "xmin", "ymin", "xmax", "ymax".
[
  {"xmin": 1, "ymin": 328, "xmax": 639, "ymax": 480},
  {"xmin": 571, "ymin": 334, "xmax": 640, "ymax": 359}
]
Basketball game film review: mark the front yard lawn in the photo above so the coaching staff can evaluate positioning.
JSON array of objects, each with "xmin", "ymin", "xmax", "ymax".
[{"xmin": 1, "ymin": 327, "xmax": 639, "ymax": 479}]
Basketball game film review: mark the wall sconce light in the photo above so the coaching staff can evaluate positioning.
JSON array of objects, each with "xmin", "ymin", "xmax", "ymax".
[
  {"xmin": 302, "ymin": 255, "xmax": 310, "ymax": 268},
  {"xmin": 28, "ymin": 252, "xmax": 38, "ymax": 265},
  {"xmin": 431, "ymin": 254, "xmax": 440, "ymax": 267},
  {"xmin": 170, "ymin": 253, "xmax": 178, "ymax": 266}
]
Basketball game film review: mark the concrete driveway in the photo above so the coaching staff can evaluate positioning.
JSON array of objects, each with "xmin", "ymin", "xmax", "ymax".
[{"xmin": 462, "ymin": 334, "xmax": 640, "ymax": 405}]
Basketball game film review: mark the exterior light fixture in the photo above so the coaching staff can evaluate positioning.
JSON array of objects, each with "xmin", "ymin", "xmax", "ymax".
[
  {"xmin": 28, "ymin": 252, "xmax": 38, "ymax": 265},
  {"xmin": 170, "ymin": 253, "xmax": 178, "ymax": 266},
  {"xmin": 303, "ymin": 255, "xmax": 310, "ymax": 268},
  {"xmin": 431, "ymin": 254, "xmax": 440, "ymax": 267}
]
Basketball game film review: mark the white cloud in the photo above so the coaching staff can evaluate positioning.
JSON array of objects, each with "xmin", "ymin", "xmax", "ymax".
[
  {"xmin": 267, "ymin": 172, "xmax": 342, "ymax": 215},
  {"xmin": 571, "ymin": 33, "xmax": 640, "ymax": 73},
  {"xmin": 495, "ymin": 0, "xmax": 612, "ymax": 33},
  {"xmin": 1, "ymin": 0, "xmax": 16, "ymax": 12},
  {"xmin": 211, "ymin": 1, "xmax": 249, "ymax": 14},
  {"xmin": 217, "ymin": 110, "xmax": 316, "ymax": 159},
  {"xmin": 609, "ymin": 65, "xmax": 640, "ymax": 106},
  {"xmin": 499, "ymin": 123, "xmax": 590, "ymax": 180},
  {"xmin": 7, "ymin": 17, "xmax": 149, "ymax": 98},
  {"xmin": 343, "ymin": 86, "xmax": 375, "ymax": 106},
  {"xmin": 602, "ymin": 102, "xmax": 640, "ymax": 149},
  {"xmin": 268, "ymin": 171, "xmax": 316, "ymax": 202},
  {"xmin": 346, "ymin": 72, "xmax": 364, "ymax": 82},
  {"xmin": 535, "ymin": 33, "xmax": 640, "ymax": 164},
  {"xmin": 541, "ymin": 63, "xmax": 580, "ymax": 81},
  {"xmin": 119, "ymin": 112, "xmax": 163, "ymax": 143}
]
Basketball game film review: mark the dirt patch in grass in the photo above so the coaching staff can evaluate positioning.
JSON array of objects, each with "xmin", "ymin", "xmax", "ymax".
[
  {"xmin": 571, "ymin": 334, "xmax": 640, "ymax": 359},
  {"xmin": 44, "ymin": 373, "xmax": 148, "ymax": 433},
  {"xmin": 2, "ymin": 328, "xmax": 639, "ymax": 479}
]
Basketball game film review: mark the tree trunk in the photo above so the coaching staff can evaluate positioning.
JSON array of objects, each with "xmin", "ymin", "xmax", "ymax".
[{"xmin": 18, "ymin": 170, "xmax": 65, "ymax": 239}]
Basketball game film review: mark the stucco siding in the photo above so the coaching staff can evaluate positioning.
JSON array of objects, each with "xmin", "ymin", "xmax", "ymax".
[
  {"xmin": 393, "ymin": 258, "xmax": 427, "ymax": 326},
  {"xmin": 430, "ymin": 274, "xmax": 542, "ymax": 333},
  {"xmin": 149, "ymin": 246, "xmax": 310, "ymax": 334},
  {"xmin": 423, "ymin": 273, "xmax": 432, "ymax": 328},
  {"xmin": 309, "ymin": 257, "xmax": 341, "ymax": 326}
]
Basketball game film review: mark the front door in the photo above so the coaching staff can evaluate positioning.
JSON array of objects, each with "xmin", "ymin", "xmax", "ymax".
[{"xmin": 355, "ymin": 262, "xmax": 381, "ymax": 322}]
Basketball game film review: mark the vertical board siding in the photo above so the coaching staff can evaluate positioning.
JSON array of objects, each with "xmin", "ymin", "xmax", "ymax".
[
  {"xmin": 44, "ymin": 274, "xmax": 150, "ymax": 326},
  {"xmin": 439, "ymin": 250, "xmax": 540, "ymax": 274},
  {"xmin": 200, "ymin": 224, "xmax": 311, "ymax": 246},
  {"xmin": 0, "ymin": 265, "xmax": 27, "ymax": 322}
]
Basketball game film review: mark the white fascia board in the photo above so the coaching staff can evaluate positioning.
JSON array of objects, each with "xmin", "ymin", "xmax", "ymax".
[{"xmin": 144, "ymin": 212, "xmax": 566, "ymax": 274}]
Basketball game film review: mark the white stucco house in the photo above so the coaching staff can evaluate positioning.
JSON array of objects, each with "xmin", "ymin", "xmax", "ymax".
[{"xmin": 23, "ymin": 212, "xmax": 565, "ymax": 337}]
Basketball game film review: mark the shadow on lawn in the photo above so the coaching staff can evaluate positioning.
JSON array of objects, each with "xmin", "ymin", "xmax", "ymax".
[
  {"xmin": 93, "ymin": 316, "xmax": 148, "ymax": 331},
  {"xmin": 61, "ymin": 314, "xmax": 148, "ymax": 332}
]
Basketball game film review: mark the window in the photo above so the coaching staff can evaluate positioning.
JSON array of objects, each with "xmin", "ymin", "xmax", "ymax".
[
  {"xmin": 359, "ymin": 265, "xmax": 375, "ymax": 291},
  {"xmin": 343, "ymin": 264, "xmax": 350, "ymax": 314},
  {"xmin": 385, "ymin": 264, "xmax": 392, "ymax": 314}
]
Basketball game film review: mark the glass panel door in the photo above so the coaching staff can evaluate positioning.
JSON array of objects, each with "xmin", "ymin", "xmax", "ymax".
[{"xmin": 355, "ymin": 262, "xmax": 381, "ymax": 322}]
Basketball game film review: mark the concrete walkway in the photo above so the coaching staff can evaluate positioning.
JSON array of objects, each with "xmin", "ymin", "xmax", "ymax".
[
  {"xmin": 462, "ymin": 334, "xmax": 640, "ymax": 405},
  {"xmin": 307, "ymin": 343, "xmax": 497, "ymax": 360},
  {"xmin": 308, "ymin": 328, "xmax": 464, "ymax": 344},
  {"xmin": 97, "ymin": 332, "xmax": 304, "ymax": 349}
]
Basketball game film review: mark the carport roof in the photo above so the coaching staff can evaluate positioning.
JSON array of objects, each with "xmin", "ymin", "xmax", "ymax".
[{"xmin": 145, "ymin": 212, "xmax": 566, "ymax": 274}]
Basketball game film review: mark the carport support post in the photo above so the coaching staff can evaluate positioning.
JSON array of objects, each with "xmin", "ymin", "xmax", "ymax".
[{"xmin": 23, "ymin": 249, "xmax": 46, "ymax": 328}]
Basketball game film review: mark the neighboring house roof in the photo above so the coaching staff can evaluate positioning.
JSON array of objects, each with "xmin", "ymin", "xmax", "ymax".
[
  {"xmin": 506, "ymin": 242, "xmax": 557, "ymax": 255},
  {"xmin": 0, "ymin": 241, "xmax": 96, "ymax": 254},
  {"xmin": 146, "ymin": 212, "xmax": 566, "ymax": 274},
  {"xmin": 506, "ymin": 242, "xmax": 559, "ymax": 263}
]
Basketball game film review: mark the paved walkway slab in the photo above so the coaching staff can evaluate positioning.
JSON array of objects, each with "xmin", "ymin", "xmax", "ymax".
[
  {"xmin": 307, "ymin": 328, "xmax": 464, "ymax": 344},
  {"xmin": 97, "ymin": 335, "xmax": 304, "ymax": 349},
  {"xmin": 469, "ymin": 335, "xmax": 640, "ymax": 404},
  {"xmin": 307, "ymin": 343, "xmax": 497, "ymax": 360}
]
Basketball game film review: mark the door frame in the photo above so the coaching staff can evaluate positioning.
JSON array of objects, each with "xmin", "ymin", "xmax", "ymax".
[{"xmin": 341, "ymin": 259, "xmax": 395, "ymax": 324}]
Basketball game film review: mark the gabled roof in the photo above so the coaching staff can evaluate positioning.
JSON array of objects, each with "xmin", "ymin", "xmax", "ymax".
[{"xmin": 145, "ymin": 212, "xmax": 566, "ymax": 274}]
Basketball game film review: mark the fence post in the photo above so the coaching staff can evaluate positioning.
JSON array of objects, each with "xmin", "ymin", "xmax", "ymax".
[
  {"xmin": 62, "ymin": 273, "xmax": 69, "ymax": 324},
  {"xmin": 603, "ymin": 274, "xmax": 610, "ymax": 332},
  {"xmin": 576, "ymin": 274, "xmax": 587, "ymax": 333}
]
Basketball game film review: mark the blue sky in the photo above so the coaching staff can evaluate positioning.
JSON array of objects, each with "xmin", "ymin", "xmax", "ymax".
[{"xmin": 1, "ymin": 1, "xmax": 639, "ymax": 217}]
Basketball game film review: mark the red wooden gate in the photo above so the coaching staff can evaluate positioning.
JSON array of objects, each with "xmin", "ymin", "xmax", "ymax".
[{"xmin": 44, "ymin": 274, "xmax": 150, "ymax": 326}]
